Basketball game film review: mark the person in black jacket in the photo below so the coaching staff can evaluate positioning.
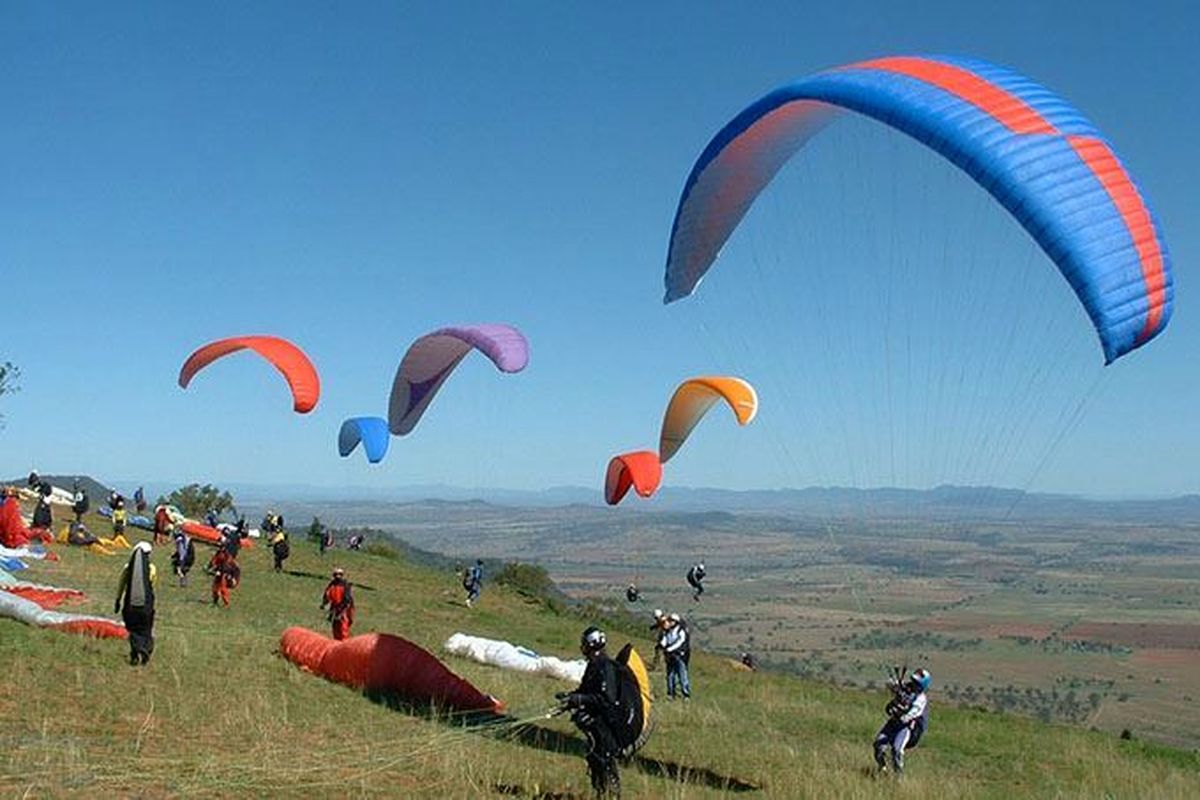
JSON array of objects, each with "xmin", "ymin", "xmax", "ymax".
[
  {"xmin": 114, "ymin": 542, "xmax": 156, "ymax": 665},
  {"xmin": 557, "ymin": 626, "xmax": 623, "ymax": 797}
]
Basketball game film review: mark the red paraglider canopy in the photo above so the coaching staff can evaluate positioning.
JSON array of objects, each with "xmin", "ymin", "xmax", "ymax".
[
  {"xmin": 605, "ymin": 451, "xmax": 663, "ymax": 506},
  {"xmin": 279, "ymin": 627, "xmax": 504, "ymax": 714},
  {"xmin": 178, "ymin": 335, "xmax": 321, "ymax": 414}
]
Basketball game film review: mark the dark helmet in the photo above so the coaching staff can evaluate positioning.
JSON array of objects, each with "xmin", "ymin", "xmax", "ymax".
[{"xmin": 580, "ymin": 626, "xmax": 607, "ymax": 654}]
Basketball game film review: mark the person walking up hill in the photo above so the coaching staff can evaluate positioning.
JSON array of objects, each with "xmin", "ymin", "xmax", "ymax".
[{"xmin": 114, "ymin": 542, "xmax": 157, "ymax": 665}]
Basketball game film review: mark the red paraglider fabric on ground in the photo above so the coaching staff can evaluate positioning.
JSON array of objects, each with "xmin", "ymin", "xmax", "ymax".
[
  {"xmin": 0, "ymin": 497, "xmax": 31, "ymax": 548},
  {"xmin": 1, "ymin": 585, "xmax": 85, "ymax": 608},
  {"xmin": 279, "ymin": 627, "xmax": 504, "ymax": 714}
]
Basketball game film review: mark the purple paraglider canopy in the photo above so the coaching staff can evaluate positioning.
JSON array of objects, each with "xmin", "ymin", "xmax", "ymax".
[{"xmin": 388, "ymin": 324, "xmax": 529, "ymax": 436}]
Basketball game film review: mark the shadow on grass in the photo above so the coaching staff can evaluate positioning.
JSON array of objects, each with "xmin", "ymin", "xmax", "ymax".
[
  {"xmin": 493, "ymin": 783, "xmax": 579, "ymax": 799},
  {"xmin": 362, "ymin": 691, "xmax": 759, "ymax": 794}
]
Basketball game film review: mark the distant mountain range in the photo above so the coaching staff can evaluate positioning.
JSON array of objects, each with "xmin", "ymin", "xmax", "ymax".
[{"xmin": 8, "ymin": 474, "xmax": 1200, "ymax": 524}]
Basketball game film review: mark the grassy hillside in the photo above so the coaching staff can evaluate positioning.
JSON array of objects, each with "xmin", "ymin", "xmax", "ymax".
[{"xmin": 2, "ymin": 509, "xmax": 1199, "ymax": 798}]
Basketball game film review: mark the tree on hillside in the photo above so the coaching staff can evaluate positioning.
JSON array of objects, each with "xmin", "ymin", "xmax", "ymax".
[
  {"xmin": 307, "ymin": 516, "xmax": 323, "ymax": 543},
  {"xmin": 157, "ymin": 483, "xmax": 236, "ymax": 519},
  {"xmin": 0, "ymin": 361, "xmax": 20, "ymax": 428}
]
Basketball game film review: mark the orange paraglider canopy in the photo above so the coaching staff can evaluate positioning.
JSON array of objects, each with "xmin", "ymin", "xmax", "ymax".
[
  {"xmin": 659, "ymin": 376, "xmax": 758, "ymax": 464},
  {"xmin": 279, "ymin": 627, "xmax": 504, "ymax": 714},
  {"xmin": 605, "ymin": 451, "xmax": 663, "ymax": 506},
  {"xmin": 178, "ymin": 335, "xmax": 320, "ymax": 414}
]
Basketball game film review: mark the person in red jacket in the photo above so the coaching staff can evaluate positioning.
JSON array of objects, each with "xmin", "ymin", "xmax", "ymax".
[
  {"xmin": 153, "ymin": 505, "xmax": 172, "ymax": 545},
  {"xmin": 321, "ymin": 567, "xmax": 355, "ymax": 640},
  {"xmin": 207, "ymin": 547, "xmax": 240, "ymax": 607}
]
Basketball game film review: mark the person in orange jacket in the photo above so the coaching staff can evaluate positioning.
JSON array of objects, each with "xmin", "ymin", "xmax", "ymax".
[
  {"xmin": 207, "ymin": 547, "xmax": 240, "ymax": 607},
  {"xmin": 321, "ymin": 567, "xmax": 355, "ymax": 640}
]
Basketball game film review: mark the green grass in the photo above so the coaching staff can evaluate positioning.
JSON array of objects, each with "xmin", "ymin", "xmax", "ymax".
[{"xmin": 2, "ymin": 510, "xmax": 1200, "ymax": 798}]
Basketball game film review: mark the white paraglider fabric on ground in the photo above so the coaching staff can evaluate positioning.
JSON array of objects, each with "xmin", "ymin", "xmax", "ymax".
[
  {"xmin": 0, "ymin": 588, "xmax": 125, "ymax": 635},
  {"xmin": 444, "ymin": 632, "xmax": 586, "ymax": 683}
]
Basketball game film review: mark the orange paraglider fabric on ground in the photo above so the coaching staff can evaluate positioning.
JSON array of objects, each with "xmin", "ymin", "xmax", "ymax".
[
  {"xmin": 604, "ymin": 451, "xmax": 663, "ymax": 505},
  {"xmin": 279, "ymin": 627, "xmax": 504, "ymax": 714}
]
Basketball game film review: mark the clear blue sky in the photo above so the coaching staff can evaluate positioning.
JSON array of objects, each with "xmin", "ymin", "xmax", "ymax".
[{"xmin": 1, "ymin": 1, "xmax": 1195, "ymax": 496}]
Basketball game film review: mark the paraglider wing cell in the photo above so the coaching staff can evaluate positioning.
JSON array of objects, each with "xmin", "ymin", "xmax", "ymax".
[
  {"xmin": 179, "ymin": 336, "xmax": 321, "ymax": 413},
  {"xmin": 659, "ymin": 376, "xmax": 758, "ymax": 463},
  {"xmin": 664, "ymin": 55, "xmax": 1173, "ymax": 364},
  {"xmin": 605, "ymin": 451, "xmax": 663, "ymax": 506},
  {"xmin": 388, "ymin": 324, "xmax": 529, "ymax": 436},
  {"xmin": 338, "ymin": 417, "xmax": 390, "ymax": 463}
]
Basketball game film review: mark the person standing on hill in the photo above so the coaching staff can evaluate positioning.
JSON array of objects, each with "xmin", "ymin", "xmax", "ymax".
[
  {"xmin": 207, "ymin": 546, "xmax": 239, "ymax": 607},
  {"xmin": 110, "ymin": 496, "xmax": 131, "ymax": 547},
  {"xmin": 72, "ymin": 485, "xmax": 89, "ymax": 524},
  {"xmin": 153, "ymin": 505, "xmax": 172, "ymax": 545},
  {"xmin": 321, "ymin": 567, "xmax": 355, "ymax": 640},
  {"xmin": 31, "ymin": 486, "xmax": 53, "ymax": 531},
  {"xmin": 134, "ymin": 486, "xmax": 146, "ymax": 514},
  {"xmin": 874, "ymin": 668, "xmax": 931, "ymax": 776},
  {"xmin": 557, "ymin": 626, "xmax": 623, "ymax": 798},
  {"xmin": 271, "ymin": 528, "xmax": 290, "ymax": 572},
  {"xmin": 659, "ymin": 613, "xmax": 691, "ymax": 700},
  {"xmin": 114, "ymin": 542, "xmax": 157, "ymax": 665},
  {"xmin": 463, "ymin": 559, "xmax": 483, "ymax": 608},
  {"xmin": 171, "ymin": 529, "xmax": 195, "ymax": 587}
]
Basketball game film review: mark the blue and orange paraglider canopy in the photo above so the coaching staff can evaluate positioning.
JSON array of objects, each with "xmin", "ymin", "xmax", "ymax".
[{"xmin": 664, "ymin": 55, "xmax": 1173, "ymax": 364}]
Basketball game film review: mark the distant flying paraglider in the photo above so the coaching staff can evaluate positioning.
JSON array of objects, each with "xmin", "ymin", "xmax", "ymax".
[
  {"xmin": 338, "ymin": 417, "xmax": 389, "ymax": 464},
  {"xmin": 659, "ymin": 377, "xmax": 758, "ymax": 464},
  {"xmin": 605, "ymin": 451, "xmax": 663, "ymax": 506},
  {"xmin": 664, "ymin": 55, "xmax": 1173, "ymax": 364},
  {"xmin": 179, "ymin": 335, "xmax": 321, "ymax": 413},
  {"xmin": 388, "ymin": 324, "xmax": 529, "ymax": 436}
]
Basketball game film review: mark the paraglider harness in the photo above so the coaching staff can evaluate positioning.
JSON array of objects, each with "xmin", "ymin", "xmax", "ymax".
[
  {"xmin": 463, "ymin": 564, "xmax": 482, "ymax": 592},
  {"xmin": 686, "ymin": 564, "xmax": 705, "ymax": 598},
  {"xmin": 556, "ymin": 643, "xmax": 653, "ymax": 760},
  {"xmin": 882, "ymin": 664, "xmax": 927, "ymax": 747},
  {"xmin": 324, "ymin": 580, "xmax": 354, "ymax": 623},
  {"xmin": 72, "ymin": 488, "xmax": 89, "ymax": 520},
  {"xmin": 207, "ymin": 551, "xmax": 241, "ymax": 587}
]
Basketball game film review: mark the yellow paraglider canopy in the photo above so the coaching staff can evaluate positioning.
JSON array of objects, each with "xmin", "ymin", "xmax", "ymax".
[{"xmin": 658, "ymin": 376, "xmax": 758, "ymax": 463}]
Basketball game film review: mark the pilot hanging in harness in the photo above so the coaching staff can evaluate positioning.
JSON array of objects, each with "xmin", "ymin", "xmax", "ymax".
[
  {"xmin": 874, "ymin": 667, "xmax": 931, "ymax": 776},
  {"xmin": 686, "ymin": 562, "xmax": 706, "ymax": 602}
]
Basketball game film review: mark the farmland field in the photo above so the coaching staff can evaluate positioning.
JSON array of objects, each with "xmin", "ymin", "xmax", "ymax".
[{"xmin": 279, "ymin": 492, "xmax": 1200, "ymax": 748}]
